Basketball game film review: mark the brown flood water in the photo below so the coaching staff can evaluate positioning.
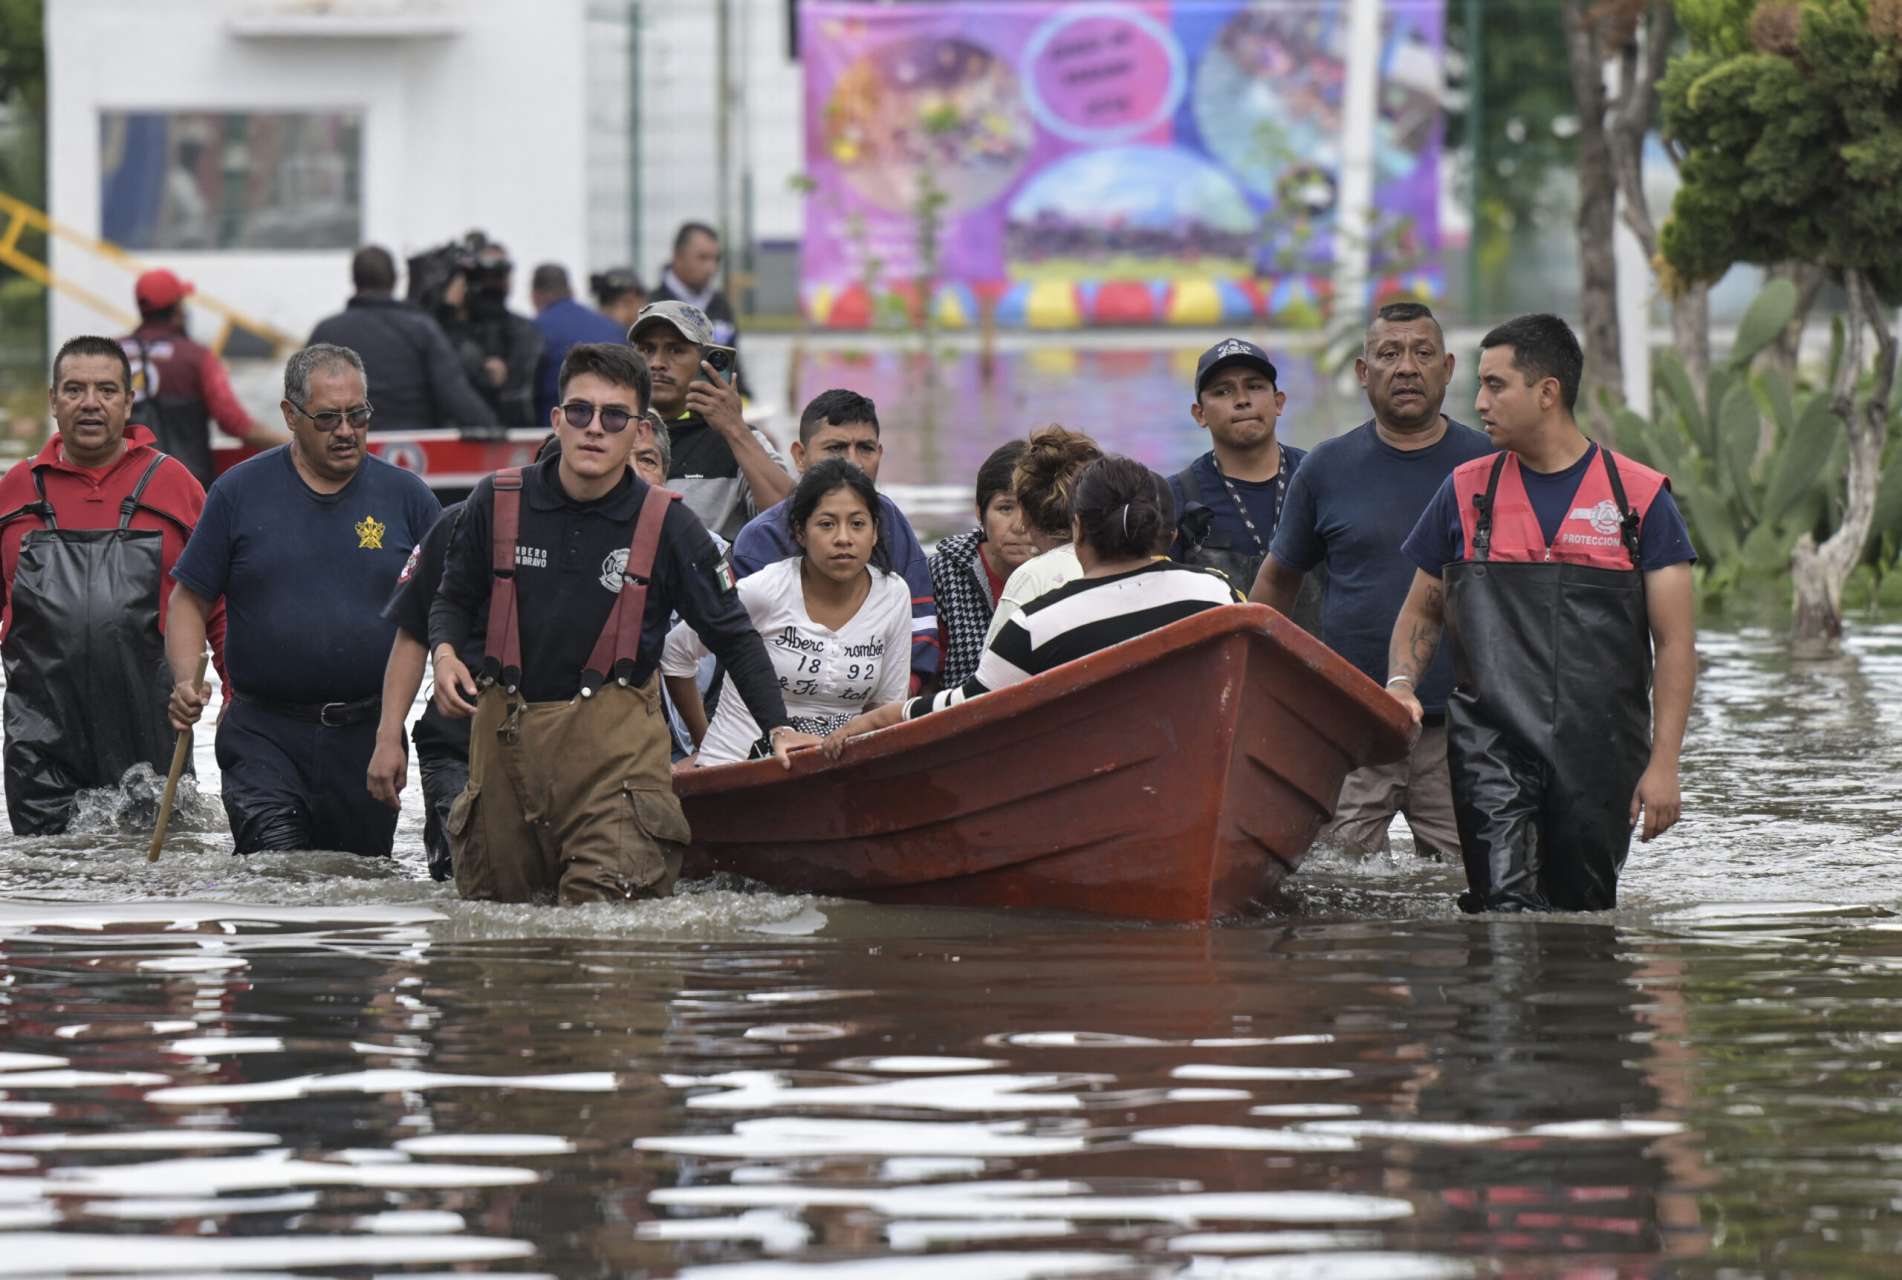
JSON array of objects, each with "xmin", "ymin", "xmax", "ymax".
[{"xmin": 1, "ymin": 344, "xmax": 1899, "ymax": 1276}]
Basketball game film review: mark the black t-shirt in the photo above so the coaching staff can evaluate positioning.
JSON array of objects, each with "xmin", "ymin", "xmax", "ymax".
[
  {"xmin": 430, "ymin": 454, "xmax": 789, "ymax": 725},
  {"xmin": 382, "ymin": 502, "xmax": 475, "ymax": 758},
  {"xmin": 173, "ymin": 448, "xmax": 441, "ymax": 704}
]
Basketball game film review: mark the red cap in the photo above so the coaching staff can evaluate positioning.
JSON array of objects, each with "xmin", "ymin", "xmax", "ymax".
[{"xmin": 135, "ymin": 268, "xmax": 194, "ymax": 311}]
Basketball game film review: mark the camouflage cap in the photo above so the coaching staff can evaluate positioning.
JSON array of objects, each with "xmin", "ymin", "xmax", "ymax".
[{"xmin": 628, "ymin": 300, "xmax": 712, "ymax": 346}]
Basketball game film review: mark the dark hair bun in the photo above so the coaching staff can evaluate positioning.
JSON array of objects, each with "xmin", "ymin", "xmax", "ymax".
[{"xmin": 1071, "ymin": 455, "xmax": 1174, "ymax": 560}]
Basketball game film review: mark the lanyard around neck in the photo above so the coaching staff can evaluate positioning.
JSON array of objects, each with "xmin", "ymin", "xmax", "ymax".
[{"xmin": 1212, "ymin": 449, "xmax": 1288, "ymax": 555}]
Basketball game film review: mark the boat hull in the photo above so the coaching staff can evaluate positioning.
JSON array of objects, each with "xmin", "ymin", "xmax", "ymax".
[{"xmin": 674, "ymin": 605, "xmax": 1413, "ymax": 922}]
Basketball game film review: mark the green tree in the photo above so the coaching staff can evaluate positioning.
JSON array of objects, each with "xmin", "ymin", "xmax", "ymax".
[{"xmin": 1660, "ymin": 0, "xmax": 1902, "ymax": 653}]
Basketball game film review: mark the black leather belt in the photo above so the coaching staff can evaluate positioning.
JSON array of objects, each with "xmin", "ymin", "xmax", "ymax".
[{"xmin": 240, "ymin": 694, "xmax": 381, "ymax": 727}]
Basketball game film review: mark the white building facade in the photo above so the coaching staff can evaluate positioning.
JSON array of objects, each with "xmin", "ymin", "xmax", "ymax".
[{"xmin": 44, "ymin": 0, "xmax": 803, "ymax": 350}]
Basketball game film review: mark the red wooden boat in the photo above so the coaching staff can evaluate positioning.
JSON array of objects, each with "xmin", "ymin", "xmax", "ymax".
[{"xmin": 672, "ymin": 604, "xmax": 1414, "ymax": 923}]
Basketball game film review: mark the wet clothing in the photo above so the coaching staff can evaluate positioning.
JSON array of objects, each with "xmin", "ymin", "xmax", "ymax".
[
  {"xmin": 665, "ymin": 557, "xmax": 910, "ymax": 765},
  {"xmin": 174, "ymin": 449, "xmax": 441, "ymax": 706},
  {"xmin": 1272, "ymin": 419, "xmax": 1493, "ymax": 713},
  {"xmin": 908, "ymin": 560, "xmax": 1239, "ymax": 719},
  {"xmin": 731, "ymin": 492, "xmax": 940, "ymax": 682},
  {"xmin": 0, "ymin": 431, "xmax": 220, "ymax": 834},
  {"xmin": 382, "ymin": 504, "xmax": 476, "ymax": 882},
  {"xmin": 648, "ymin": 267, "xmax": 752, "ymax": 398},
  {"xmin": 1403, "ymin": 446, "xmax": 1692, "ymax": 913},
  {"xmin": 532, "ymin": 298, "xmax": 625, "ymax": 425},
  {"xmin": 120, "ymin": 321, "xmax": 254, "ymax": 488},
  {"xmin": 308, "ymin": 294, "xmax": 498, "ymax": 431},
  {"xmin": 431, "ymin": 456, "xmax": 786, "ymax": 716},
  {"xmin": 985, "ymin": 544, "xmax": 1082, "ymax": 647},
  {"xmin": 929, "ymin": 528, "xmax": 1009, "ymax": 690},
  {"xmin": 438, "ymin": 461, "xmax": 787, "ymax": 904},
  {"xmin": 215, "ymin": 698, "xmax": 397, "ymax": 856},
  {"xmin": 451, "ymin": 678, "xmax": 686, "ymax": 904},
  {"xmin": 1321, "ymin": 722, "xmax": 1459, "ymax": 859},
  {"xmin": 664, "ymin": 410, "xmax": 792, "ymax": 543},
  {"xmin": 173, "ymin": 448, "xmax": 437, "ymax": 857}
]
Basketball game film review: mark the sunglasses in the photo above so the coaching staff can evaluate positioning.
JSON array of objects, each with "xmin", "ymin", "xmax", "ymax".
[
  {"xmin": 559, "ymin": 400, "xmax": 642, "ymax": 433},
  {"xmin": 289, "ymin": 399, "xmax": 373, "ymax": 432}
]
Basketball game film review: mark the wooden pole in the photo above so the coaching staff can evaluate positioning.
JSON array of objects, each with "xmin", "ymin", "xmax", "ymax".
[{"xmin": 147, "ymin": 651, "xmax": 209, "ymax": 864}]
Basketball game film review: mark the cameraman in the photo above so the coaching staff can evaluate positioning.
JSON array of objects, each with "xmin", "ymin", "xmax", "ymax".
[
  {"xmin": 310, "ymin": 247, "xmax": 497, "ymax": 432},
  {"xmin": 430, "ymin": 238, "xmax": 543, "ymax": 427},
  {"xmin": 630, "ymin": 301, "xmax": 791, "ymax": 541}
]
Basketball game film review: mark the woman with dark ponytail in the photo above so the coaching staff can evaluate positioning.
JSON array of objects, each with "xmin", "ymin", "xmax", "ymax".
[{"xmin": 827, "ymin": 455, "xmax": 1242, "ymax": 753}]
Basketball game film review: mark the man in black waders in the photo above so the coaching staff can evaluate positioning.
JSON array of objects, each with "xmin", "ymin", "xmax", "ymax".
[
  {"xmin": 1386, "ymin": 314, "xmax": 1698, "ymax": 912},
  {"xmin": 0, "ymin": 337, "xmax": 227, "ymax": 834},
  {"xmin": 428, "ymin": 342, "xmax": 818, "ymax": 905}
]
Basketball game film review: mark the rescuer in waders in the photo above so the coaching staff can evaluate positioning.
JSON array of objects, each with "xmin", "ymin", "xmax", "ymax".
[
  {"xmin": 1386, "ymin": 314, "xmax": 1698, "ymax": 913},
  {"xmin": 427, "ymin": 342, "xmax": 818, "ymax": 906},
  {"xmin": 0, "ymin": 336, "xmax": 228, "ymax": 834}
]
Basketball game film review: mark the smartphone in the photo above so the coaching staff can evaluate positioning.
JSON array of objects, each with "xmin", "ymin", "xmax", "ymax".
[{"xmin": 696, "ymin": 344, "xmax": 738, "ymax": 383}]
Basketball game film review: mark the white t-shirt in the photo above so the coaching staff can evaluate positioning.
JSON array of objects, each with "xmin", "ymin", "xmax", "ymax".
[
  {"xmin": 983, "ymin": 543, "xmax": 1083, "ymax": 646},
  {"xmin": 663, "ymin": 556, "xmax": 911, "ymax": 765}
]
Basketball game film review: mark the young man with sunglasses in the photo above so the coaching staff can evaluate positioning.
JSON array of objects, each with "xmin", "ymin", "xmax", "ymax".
[
  {"xmin": 166, "ymin": 343, "xmax": 441, "ymax": 858},
  {"xmin": 428, "ymin": 343, "xmax": 816, "ymax": 905}
]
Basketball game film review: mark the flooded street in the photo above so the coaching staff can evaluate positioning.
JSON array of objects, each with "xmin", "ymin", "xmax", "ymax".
[
  {"xmin": 0, "ymin": 622, "xmax": 1897, "ymax": 1277},
  {"xmin": 2, "ymin": 341, "xmax": 1900, "ymax": 1275}
]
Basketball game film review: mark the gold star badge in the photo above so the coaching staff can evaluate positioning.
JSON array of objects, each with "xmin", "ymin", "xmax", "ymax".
[{"xmin": 355, "ymin": 515, "xmax": 386, "ymax": 550}]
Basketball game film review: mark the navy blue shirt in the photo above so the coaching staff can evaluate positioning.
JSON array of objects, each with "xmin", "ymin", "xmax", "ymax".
[
  {"xmin": 729, "ymin": 491, "xmax": 940, "ymax": 679},
  {"xmin": 173, "ymin": 448, "xmax": 440, "ymax": 705},
  {"xmin": 1403, "ymin": 443, "xmax": 1698, "ymax": 577},
  {"xmin": 1168, "ymin": 445, "xmax": 1308, "ymax": 562},
  {"xmin": 1271, "ymin": 419, "xmax": 1493, "ymax": 712},
  {"xmin": 533, "ymin": 298, "xmax": 627, "ymax": 424}
]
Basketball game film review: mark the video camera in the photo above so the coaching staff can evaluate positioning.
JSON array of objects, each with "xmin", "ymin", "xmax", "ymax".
[{"xmin": 407, "ymin": 230, "xmax": 513, "ymax": 312}]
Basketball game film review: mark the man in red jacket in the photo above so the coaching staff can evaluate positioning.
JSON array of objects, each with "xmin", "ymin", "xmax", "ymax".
[{"xmin": 0, "ymin": 335, "xmax": 227, "ymax": 834}]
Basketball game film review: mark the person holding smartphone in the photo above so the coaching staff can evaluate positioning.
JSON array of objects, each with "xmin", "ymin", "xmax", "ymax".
[{"xmin": 628, "ymin": 301, "xmax": 792, "ymax": 541}]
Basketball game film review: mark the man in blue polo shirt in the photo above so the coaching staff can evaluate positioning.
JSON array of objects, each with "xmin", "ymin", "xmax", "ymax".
[
  {"xmin": 530, "ymin": 263, "xmax": 625, "ymax": 424},
  {"xmin": 166, "ymin": 343, "xmax": 440, "ymax": 857},
  {"xmin": 1254, "ymin": 302, "xmax": 1493, "ymax": 859},
  {"xmin": 728, "ymin": 389, "xmax": 940, "ymax": 691}
]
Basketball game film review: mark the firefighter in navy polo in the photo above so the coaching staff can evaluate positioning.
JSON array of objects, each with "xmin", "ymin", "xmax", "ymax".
[
  {"xmin": 1386, "ymin": 314, "xmax": 1699, "ymax": 913},
  {"xmin": 428, "ymin": 342, "xmax": 818, "ymax": 905}
]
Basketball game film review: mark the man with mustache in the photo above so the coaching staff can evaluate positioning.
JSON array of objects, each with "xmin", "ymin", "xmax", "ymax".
[
  {"xmin": 0, "ymin": 336, "xmax": 228, "ymax": 834},
  {"xmin": 1253, "ymin": 302, "xmax": 1492, "ymax": 860},
  {"xmin": 165, "ymin": 344, "xmax": 440, "ymax": 859}
]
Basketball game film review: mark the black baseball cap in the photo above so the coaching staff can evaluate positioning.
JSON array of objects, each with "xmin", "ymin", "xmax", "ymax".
[{"xmin": 1194, "ymin": 338, "xmax": 1278, "ymax": 395}]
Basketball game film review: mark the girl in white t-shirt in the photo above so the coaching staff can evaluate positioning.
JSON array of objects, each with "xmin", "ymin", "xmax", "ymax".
[
  {"xmin": 664, "ymin": 459, "xmax": 910, "ymax": 766},
  {"xmin": 983, "ymin": 424, "xmax": 1103, "ymax": 645}
]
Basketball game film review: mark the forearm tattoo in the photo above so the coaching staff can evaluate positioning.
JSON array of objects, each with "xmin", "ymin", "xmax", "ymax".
[{"xmin": 1394, "ymin": 582, "xmax": 1444, "ymax": 684}]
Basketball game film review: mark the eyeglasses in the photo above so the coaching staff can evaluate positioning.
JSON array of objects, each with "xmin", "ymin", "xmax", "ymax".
[
  {"xmin": 560, "ymin": 401, "xmax": 637, "ymax": 433},
  {"xmin": 289, "ymin": 399, "xmax": 373, "ymax": 432}
]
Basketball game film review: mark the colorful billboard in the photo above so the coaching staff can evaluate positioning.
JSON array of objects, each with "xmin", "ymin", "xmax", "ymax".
[{"xmin": 800, "ymin": 0, "xmax": 1445, "ymax": 330}]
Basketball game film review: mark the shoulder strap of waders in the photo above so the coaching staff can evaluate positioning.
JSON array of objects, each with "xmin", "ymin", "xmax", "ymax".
[
  {"xmin": 1598, "ymin": 447, "xmax": 1643, "ymax": 569},
  {"xmin": 0, "ymin": 467, "xmax": 56, "ymax": 531},
  {"xmin": 579, "ymin": 483, "xmax": 679, "ymax": 696},
  {"xmin": 1471, "ymin": 452, "xmax": 1510, "ymax": 562},
  {"xmin": 116, "ymin": 452, "xmax": 191, "ymax": 537},
  {"xmin": 484, "ymin": 468, "xmax": 525, "ymax": 691}
]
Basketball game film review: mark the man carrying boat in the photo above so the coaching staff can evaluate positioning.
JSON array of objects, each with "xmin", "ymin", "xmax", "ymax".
[
  {"xmin": 1386, "ymin": 314, "xmax": 1697, "ymax": 913},
  {"xmin": 427, "ymin": 342, "xmax": 816, "ymax": 905},
  {"xmin": 0, "ymin": 336, "xmax": 227, "ymax": 834},
  {"xmin": 1253, "ymin": 301, "xmax": 1492, "ymax": 859}
]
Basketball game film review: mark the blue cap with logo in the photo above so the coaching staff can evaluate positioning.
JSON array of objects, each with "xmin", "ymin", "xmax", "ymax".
[{"xmin": 1194, "ymin": 338, "xmax": 1278, "ymax": 395}]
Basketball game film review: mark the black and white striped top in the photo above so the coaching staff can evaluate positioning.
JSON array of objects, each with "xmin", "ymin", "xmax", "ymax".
[{"xmin": 902, "ymin": 559, "xmax": 1242, "ymax": 719}]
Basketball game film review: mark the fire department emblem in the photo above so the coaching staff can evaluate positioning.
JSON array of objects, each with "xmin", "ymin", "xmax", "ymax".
[
  {"xmin": 599, "ymin": 547, "xmax": 629, "ymax": 593},
  {"xmin": 355, "ymin": 515, "xmax": 386, "ymax": 550}
]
